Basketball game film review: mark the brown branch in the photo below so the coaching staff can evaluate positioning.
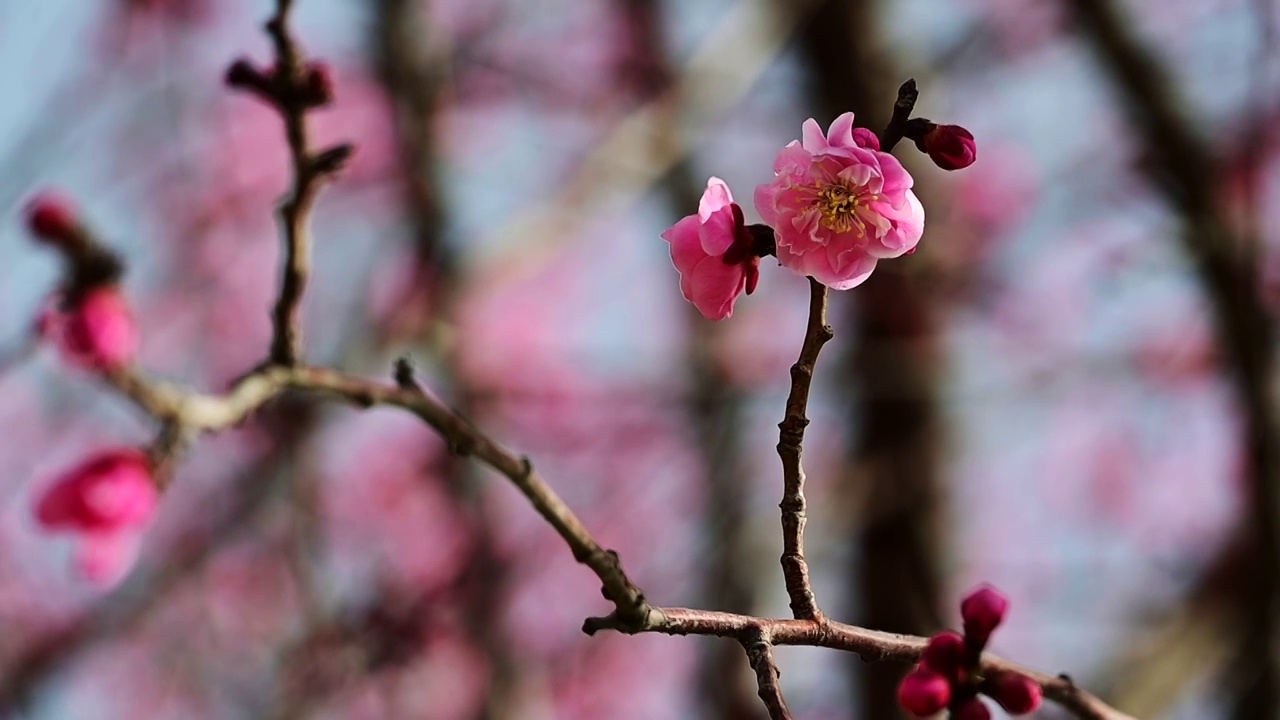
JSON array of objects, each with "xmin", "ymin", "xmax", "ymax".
[
  {"xmin": 584, "ymin": 607, "xmax": 1136, "ymax": 720},
  {"xmin": 742, "ymin": 628, "xmax": 792, "ymax": 720},
  {"xmin": 880, "ymin": 78, "xmax": 919, "ymax": 152},
  {"xmin": 777, "ymin": 278, "xmax": 832, "ymax": 622},
  {"xmin": 103, "ymin": 347, "xmax": 1136, "ymax": 719},
  {"xmin": 107, "ymin": 360, "xmax": 656, "ymax": 629},
  {"xmin": 262, "ymin": 0, "xmax": 345, "ymax": 366}
]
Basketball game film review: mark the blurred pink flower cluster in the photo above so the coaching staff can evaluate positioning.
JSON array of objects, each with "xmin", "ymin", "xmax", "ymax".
[
  {"xmin": 34, "ymin": 449, "xmax": 157, "ymax": 586},
  {"xmin": 24, "ymin": 193, "xmax": 152, "ymax": 586}
]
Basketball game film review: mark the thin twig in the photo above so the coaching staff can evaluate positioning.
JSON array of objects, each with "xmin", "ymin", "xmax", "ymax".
[
  {"xmin": 776, "ymin": 278, "xmax": 832, "ymax": 622},
  {"xmin": 263, "ymin": 0, "xmax": 338, "ymax": 366},
  {"xmin": 742, "ymin": 628, "xmax": 792, "ymax": 720},
  {"xmin": 880, "ymin": 78, "xmax": 919, "ymax": 152}
]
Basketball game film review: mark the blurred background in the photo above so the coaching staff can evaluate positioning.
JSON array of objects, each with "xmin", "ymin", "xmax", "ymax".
[{"xmin": 0, "ymin": 0, "xmax": 1275, "ymax": 717}]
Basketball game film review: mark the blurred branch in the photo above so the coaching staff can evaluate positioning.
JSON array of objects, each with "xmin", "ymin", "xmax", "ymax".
[
  {"xmin": 262, "ymin": 0, "xmax": 351, "ymax": 365},
  {"xmin": 777, "ymin": 278, "xmax": 831, "ymax": 622},
  {"xmin": 611, "ymin": 0, "xmax": 766, "ymax": 713},
  {"xmin": 370, "ymin": 2, "xmax": 521, "ymax": 715},
  {"xmin": 1067, "ymin": 0, "xmax": 1280, "ymax": 716}
]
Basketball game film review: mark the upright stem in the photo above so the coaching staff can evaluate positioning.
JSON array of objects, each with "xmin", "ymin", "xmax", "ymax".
[{"xmin": 777, "ymin": 278, "xmax": 833, "ymax": 622}]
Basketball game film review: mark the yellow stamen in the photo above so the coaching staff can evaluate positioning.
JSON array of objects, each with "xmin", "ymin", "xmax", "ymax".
[{"xmin": 816, "ymin": 182, "xmax": 870, "ymax": 235}]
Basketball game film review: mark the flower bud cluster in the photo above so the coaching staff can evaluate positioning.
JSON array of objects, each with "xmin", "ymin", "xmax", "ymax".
[{"xmin": 898, "ymin": 585, "xmax": 1042, "ymax": 718}]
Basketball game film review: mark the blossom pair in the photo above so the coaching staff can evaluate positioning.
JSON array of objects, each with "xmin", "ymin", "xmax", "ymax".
[
  {"xmin": 662, "ymin": 113, "xmax": 926, "ymax": 319},
  {"xmin": 898, "ymin": 585, "xmax": 1042, "ymax": 718},
  {"xmin": 662, "ymin": 113, "xmax": 977, "ymax": 319}
]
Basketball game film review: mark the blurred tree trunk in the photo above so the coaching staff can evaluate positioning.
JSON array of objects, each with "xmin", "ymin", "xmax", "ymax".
[
  {"xmin": 372, "ymin": 3, "xmax": 518, "ymax": 718},
  {"xmin": 795, "ymin": 2, "xmax": 945, "ymax": 717},
  {"xmin": 611, "ymin": 0, "xmax": 761, "ymax": 714},
  {"xmin": 1065, "ymin": 1, "xmax": 1280, "ymax": 716}
]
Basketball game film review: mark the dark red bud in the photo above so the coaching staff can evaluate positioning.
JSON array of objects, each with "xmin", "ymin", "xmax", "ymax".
[
  {"xmin": 986, "ymin": 672, "xmax": 1042, "ymax": 715},
  {"xmin": 952, "ymin": 698, "xmax": 993, "ymax": 720},
  {"xmin": 897, "ymin": 667, "xmax": 951, "ymax": 717},
  {"xmin": 26, "ymin": 192, "xmax": 79, "ymax": 245},
  {"xmin": 921, "ymin": 630, "xmax": 966, "ymax": 676},
  {"xmin": 960, "ymin": 584, "xmax": 1009, "ymax": 645},
  {"xmin": 919, "ymin": 123, "xmax": 976, "ymax": 171}
]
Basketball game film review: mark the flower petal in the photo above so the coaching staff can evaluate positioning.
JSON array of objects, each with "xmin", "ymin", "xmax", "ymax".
[
  {"xmin": 688, "ymin": 255, "xmax": 746, "ymax": 320},
  {"xmin": 826, "ymin": 112, "xmax": 857, "ymax": 149},
  {"xmin": 800, "ymin": 118, "xmax": 828, "ymax": 152},
  {"xmin": 698, "ymin": 176, "xmax": 735, "ymax": 221}
]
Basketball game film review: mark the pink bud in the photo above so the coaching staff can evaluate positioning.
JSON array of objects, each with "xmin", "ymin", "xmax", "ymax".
[
  {"xmin": 897, "ymin": 667, "xmax": 951, "ymax": 717},
  {"xmin": 54, "ymin": 286, "xmax": 139, "ymax": 370},
  {"xmin": 921, "ymin": 630, "xmax": 966, "ymax": 676},
  {"xmin": 952, "ymin": 698, "xmax": 992, "ymax": 720},
  {"xmin": 852, "ymin": 126, "xmax": 881, "ymax": 151},
  {"xmin": 26, "ymin": 192, "xmax": 80, "ymax": 244},
  {"xmin": 960, "ymin": 584, "xmax": 1009, "ymax": 644},
  {"xmin": 919, "ymin": 124, "xmax": 976, "ymax": 171},
  {"xmin": 986, "ymin": 672, "xmax": 1043, "ymax": 715},
  {"xmin": 35, "ymin": 449, "xmax": 156, "ymax": 534}
]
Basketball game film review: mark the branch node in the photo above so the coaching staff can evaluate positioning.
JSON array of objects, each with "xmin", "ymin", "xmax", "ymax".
[{"xmin": 392, "ymin": 355, "xmax": 419, "ymax": 390}]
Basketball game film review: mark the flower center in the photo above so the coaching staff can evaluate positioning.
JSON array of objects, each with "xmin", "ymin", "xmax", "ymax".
[{"xmin": 816, "ymin": 183, "xmax": 874, "ymax": 234}]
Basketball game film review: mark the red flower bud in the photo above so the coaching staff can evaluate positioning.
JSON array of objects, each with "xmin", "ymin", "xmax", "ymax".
[
  {"xmin": 986, "ymin": 672, "xmax": 1043, "ymax": 715},
  {"xmin": 35, "ymin": 449, "xmax": 156, "ymax": 533},
  {"xmin": 960, "ymin": 584, "xmax": 1009, "ymax": 645},
  {"xmin": 298, "ymin": 62, "xmax": 334, "ymax": 108},
  {"xmin": 921, "ymin": 630, "xmax": 967, "ymax": 677},
  {"xmin": 26, "ymin": 192, "xmax": 80, "ymax": 245},
  {"xmin": 46, "ymin": 286, "xmax": 139, "ymax": 371},
  {"xmin": 918, "ymin": 123, "xmax": 976, "ymax": 171},
  {"xmin": 952, "ymin": 698, "xmax": 992, "ymax": 720},
  {"xmin": 897, "ymin": 667, "xmax": 951, "ymax": 717}
]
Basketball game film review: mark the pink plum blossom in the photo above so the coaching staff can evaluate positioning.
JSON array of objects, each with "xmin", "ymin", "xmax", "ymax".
[
  {"xmin": 42, "ymin": 286, "xmax": 139, "ymax": 371},
  {"xmin": 660, "ymin": 177, "xmax": 761, "ymax": 320},
  {"xmin": 755, "ymin": 113, "xmax": 924, "ymax": 290},
  {"xmin": 35, "ymin": 449, "xmax": 158, "ymax": 586}
]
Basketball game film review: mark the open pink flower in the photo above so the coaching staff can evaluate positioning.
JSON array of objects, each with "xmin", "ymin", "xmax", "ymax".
[
  {"xmin": 660, "ymin": 177, "xmax": 761, "ymax": 320},
  {"xmin": 754, "ymin": 113, "xmax": 924, "ymax": 290},
  {"xmin": 41, "ymin": 286, "xmax": 139, "ymax": 371},
  {"xmin": 35, "ymin": 449, "xmax": 157, "ymax": 586}
]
